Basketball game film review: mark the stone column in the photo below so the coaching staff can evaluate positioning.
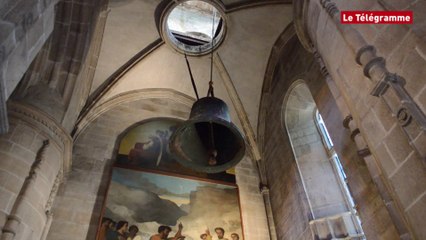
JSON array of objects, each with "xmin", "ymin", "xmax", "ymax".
[
  {"xmin": 0, "ymin": 102, "xmax": 72, "ymax": 240},
  {"xmin": 1, "ymin": 140, "xmax": 50, "ymax": 240}
]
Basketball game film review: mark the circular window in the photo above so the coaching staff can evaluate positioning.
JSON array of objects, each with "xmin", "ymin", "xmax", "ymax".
[{"xmin": 161, "ymin": 0, "xmax": 226, "ymax": 55}]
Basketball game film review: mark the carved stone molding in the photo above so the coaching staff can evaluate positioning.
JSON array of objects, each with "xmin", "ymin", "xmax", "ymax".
[
  {"xmin": 7, "ymin": 101, "xmax": 73, "ymax": 174},
  {"xmin": 259, "ymin": 24, "xmax": 297, "ymax": 157},
  {"xmin": 259, "ymin": 183, "xmax": 270, "ymax": 194},
  {"xmin": 343, "ymin": 115, "xmax": 353, "ymax": 129},
  {"xmin": 313, "ymin": 49, "xmax": 330, "ymax": 77},
  {"xmin": 350, "ymin": 128, "xmax": 361, "ymax": 142},
  {"xmin": 45, "ymin": 170, "xmax": 63, "ymax": 213},
  {"xmin": 357, "ymin": 147, "xmax": 371, "ymax": 158},
  {"xmin": 74, "ymin": 88, "xmax": 195, "ymax": 139},
  {"xmin": 0, "ymin": 77, "xmax": 8, "ymax": 134},
  {"xmin": 293, "ymin": 0, "xmax": 314, "ymax": 52}
]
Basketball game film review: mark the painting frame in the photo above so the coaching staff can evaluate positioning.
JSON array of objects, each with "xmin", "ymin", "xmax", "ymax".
[{"xmin": 96, "ymin": 164, "xmax": 245, "ymax": 240}]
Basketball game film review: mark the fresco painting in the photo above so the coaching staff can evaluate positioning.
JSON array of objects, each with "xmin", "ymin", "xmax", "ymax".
[
  {"xmin": 100, "ymin": 167, "xmax": 243, "ymax": 240},
  {"xmin": 116, "ymin": 118, "xmax": 235, "ymax": 183}
]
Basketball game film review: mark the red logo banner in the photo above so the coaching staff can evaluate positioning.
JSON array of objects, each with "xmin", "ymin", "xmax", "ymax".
[{"xmin": 341, "ymin": 11, "xmax": 413, "ymax": 24}]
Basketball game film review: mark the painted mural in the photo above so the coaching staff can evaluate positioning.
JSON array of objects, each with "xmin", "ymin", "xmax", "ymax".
[
  {"xmin": 99, "ymin": 167, "xmax": 243, "ymax": 240},
  {"xmin": 115, "ymin": 118, "xmax": 235, "ymax": 182}
]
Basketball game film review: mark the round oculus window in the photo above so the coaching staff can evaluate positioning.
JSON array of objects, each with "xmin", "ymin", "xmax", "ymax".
[{"xmin": 162, "ymin": 0, "xmax": 226, "ymax": 55}]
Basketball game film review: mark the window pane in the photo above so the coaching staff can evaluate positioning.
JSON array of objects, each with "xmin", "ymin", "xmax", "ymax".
[{"xmin": 167, "ymin": 1, "xmax": 221, "ymax": 42}]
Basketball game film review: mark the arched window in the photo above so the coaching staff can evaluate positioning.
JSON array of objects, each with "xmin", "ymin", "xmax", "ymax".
[
  {"xmin": 283, "ymin": 82, "xmax": 365, "ymax": 239},
  {"xmin": 315, "ymin": 110, "xmax": 364, "ymax": 233}
]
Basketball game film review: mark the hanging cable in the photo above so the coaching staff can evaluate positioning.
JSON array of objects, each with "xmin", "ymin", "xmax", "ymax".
[
  {"xmin": 207, "ymin": 8, "xmax": 218, "ymax": 166},
  {"xmin": 207, "ymin": 8, "xmax": 216, "ymax": 98},
  {"xmin": 184, "ymin": 53, "xmax": 199, "ymax": 100}
]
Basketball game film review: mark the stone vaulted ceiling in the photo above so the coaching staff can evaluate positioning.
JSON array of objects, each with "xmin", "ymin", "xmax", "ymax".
[{"xmin": 88, "ymin": 0, "xmax": 293, "ymax": 135}]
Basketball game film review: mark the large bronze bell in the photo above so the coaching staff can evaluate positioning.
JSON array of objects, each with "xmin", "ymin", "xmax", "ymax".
[{"xmin": 169, "ymin": 96, "xmax": 246, "ymax": 173}]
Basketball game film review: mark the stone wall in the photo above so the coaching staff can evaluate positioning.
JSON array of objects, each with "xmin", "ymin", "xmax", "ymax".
[
  {"xmin": 0, "ymin": 0, "xmax": 58, "ymax": 133},
  {"xmin": 299, "ymin": 0, "xmax": 426, "ymax": 238},
  {"xmin": 258, "ymin": 27, "xmax": 400, "ymax": 239},
  {"xmin": 314, "ymin": 65, "xmax": 401, "ymax": 239},
  {"xmin": 47, "ymin": 89, "xmax": 270, "ymax": 240},
  {"xmin": 259, "ymin": 34, "xmax": 316, "ymax": 240},
  {"xmin": 0, "ymin": 0, "xmax": 58, "ymax": 98},
  {"xmin": 11, "ymin": 0, "xmax": 108, "ymax": 132}
]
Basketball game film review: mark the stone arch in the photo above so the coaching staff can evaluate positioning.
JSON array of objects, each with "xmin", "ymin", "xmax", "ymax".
[
  {"xmin": 48, "ymin": 89, "xmax": 269, "ymax": 240},
  {"xmin": 48, "ymin": 90, "xmax": 193, "ymax": 239},
  {"xmin": 74, "ymin": 88, "xmax": 195, "ymax": 139}
]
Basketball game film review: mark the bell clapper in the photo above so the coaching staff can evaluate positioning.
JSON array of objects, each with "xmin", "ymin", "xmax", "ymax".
[
  {"xmin": 208, "ymin": 149, "xmax": 217, "ymax": 166},
  {"xmin": 208, "ymin": 121, "xmax": 217, "ymax": 166}
]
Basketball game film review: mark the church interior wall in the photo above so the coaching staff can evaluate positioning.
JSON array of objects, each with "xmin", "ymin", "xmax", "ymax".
[
  {"xmin": 259, "ymin": 29, "xmax": 401, "ymax": 239},
  {"xmin": 0, "ymin": 101, "xmax": 71, "ymax": 240},
  {"xmin": 299, "ymin": 0, "xmax": 426, "ymax": 238},
  {"xmin": 46, "ymin": 90, "xmax": 270, "ymax": 240},
  {"xmin": 0, "ymin": 0, "xmax": 425, "ymax": 239}
]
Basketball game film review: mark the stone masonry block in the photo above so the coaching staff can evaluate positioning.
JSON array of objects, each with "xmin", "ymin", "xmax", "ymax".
[
  {"xmin": 374, "ymin": 25, "xmax": 409, "ymax": 58},
  {"xmin": 383, "ymin": 126, "xmax": 413, "ymax": 165},
  {"xmin": 409, "ymin": 1, "xmax": 426, "ymax": 39},
  {"xmin": 9, "ymin": 123, "xmax": 37, "ymax": 147},
  {"xmin": 379, "ymin": 0, "xmax": 415, "ymax": 10},
  {"xmin": 3, "ymin": 0, "xmax": 40, "ymax": 42},
  {"xmin": 25, "ymin": 13, "xmax": 45, "ymax": 53},
  {"xmin": 48, "ymin": 221, "xmax": 82, "ymax": 236},
  {"xmin": 72, "ymin": 210, "xmax": 92, "ymax": 223},
  {"xmin": 411, "ymin": 131, "xmax": 426, "ymax": 158},
  {"xmin": 27, "ymin": 32, "xmax": 47, "ymax": 63},
  {"xmin": 417, "ymin": 85, "xmax": 426, "ymax": 114},
  {"xmin": 416, "ymin": 41, "xmax": 426, "ymax": 62},
  {"xmin": 54, "ymin": 1, "xmax": 73, "ymax": 24},
  {"xmin": 10, "ymin": 144, "xmax": 36, "ymax": 165},
  {"xmin": 43, "ymin": 4, "xmax": 55, "ymax": 35},
  {"xmin": 361, "ymin": 109, "xmax": 387, "ymax": 148},
  {"xmin": 0, "ymin": 187, "xmax": 13, "ymax": 212},
  {"xmin": 389, "ymin": 153, "xmax": 426, "ymax": 208},
  {"xmin": 354, "ymin": 24, "xmax": 378, "ymax": 44},
  {"xmin": 400, "ymin": 48, "xmax": 426, "ymax": 98},
  {"xmin": 0, "ymin": 0, "xmax": 20, "ymax": 18},
  {"xmin": 0, "ymin": 139, "xmax": 13, "ymax": 152},
  {"xmin": 0, "ymin": 169, "xmax": 24, "ymax": 194},
  {"xmin": 23, "ymin": 184, "xmax": 46, "ymax": 212},
  {"xmin": 0, "ymin": 20, "xmax": 16, "ymax": 64},
  {"xmin": 374, "ymin": 143, "xmax": 397, "ymax": 176},
  {"xmin": 372, "ymin": 99, "xmax": 396, "ymax": 132},
  {"xmin": 406, "ymin": 193, "xmax": 426, "ymax": 240},
  {"xmin": 60, "ymin": 180, "xmax": 98, "ymax": 202},
  {"xmin": 0, "ymin": 152, "xmax": 30, "ymax": 178},
  {"xmin": 13, "ymin": 198, "xmax": 46, "ymax": 233},
  {"xmin": 5, "ymin": 37, "xmax": 28, "ymax": 97},
  {"xmin": 386, "ymin": 31, "xmax": 418, "ymax": 73}
]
